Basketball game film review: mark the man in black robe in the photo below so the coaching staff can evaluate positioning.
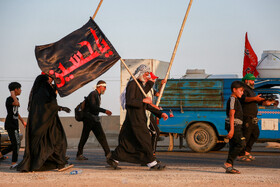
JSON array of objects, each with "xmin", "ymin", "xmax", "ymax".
[
  {"xmin": 17, "ymin": 74, "xmax": 73, "ymax": 172},
  {"xmin": 107, "ymin": 64, "xmax": 168, "ymax": 170}
]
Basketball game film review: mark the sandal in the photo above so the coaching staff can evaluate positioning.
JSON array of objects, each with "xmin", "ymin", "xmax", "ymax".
[
  {"xmin": 150, "ymin": 163, "xmax": 166, "ymax": 171},
  {"xmin": 237, "ymin": 156, "xmax": 251, "ymax": 162},
  {"xmin": 0, "ymin": 156, "xmax": 8, "ymax": 161},
  {"xmin": 225, "ymin": 167, "xmax": 241, "ymax": 174},
  {"xmin": 246, "ymin": 154, "xmax": 255, "ymax": 161},
  {"xmin": 222, "ymin": 165, "xmax": 241, "ymax": 174},
  {"xmin": 10, "ymin": 163, "xmax": 18, "ymax": 170},
  {"xmin": 76, "ymin": 155, "xmax": 88, "ymax": 161}
]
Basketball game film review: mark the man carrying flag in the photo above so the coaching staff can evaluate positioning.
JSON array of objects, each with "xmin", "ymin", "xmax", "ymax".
[
  {"xmin": 243, "ymin": 32, "xmax": 259, "ymax": 77},
  {"xmin": 107, "ymin": 65, "xmax": 168, "ymax": 170}
]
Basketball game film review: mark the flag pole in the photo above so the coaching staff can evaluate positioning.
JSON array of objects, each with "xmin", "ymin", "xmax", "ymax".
[
  {"xmin": 92, "ymin": 0, "xmax": 103, "ymax": 20},
  {"xmin": 156, "ymin": 0, "xmax": 193, "ymax": 106},
  {"xmin": 90, "ymin": 1, "xmax": 148, "ymax": 98},
  {"xmin": 120, "ymin": 58, "xmax": 147, "ymax": 97}
]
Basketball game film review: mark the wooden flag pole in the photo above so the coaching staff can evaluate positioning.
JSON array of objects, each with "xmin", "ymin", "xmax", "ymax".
[
  {"xmin": 92, "ymin": 0, "xmax": 103, "ymax": 20},
  {"xmin": 90, "ymin": 1, "xmax": 148, "ymax": 98},
  {"xmin": 156, "ymin": 0, "xmax": 193, "ymax": 106},
  {"xmin": 120, "ymin": 58, "xmax": 147, "ymax": 97}
]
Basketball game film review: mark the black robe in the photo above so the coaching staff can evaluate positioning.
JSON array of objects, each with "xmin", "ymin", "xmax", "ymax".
[
  {"xmin": 112, "ymin": 80, "xmax": 162, "ymax": 164},
  {"xmin": 17, "ymin": 78, "xmax": 67, "ymax": 172}
]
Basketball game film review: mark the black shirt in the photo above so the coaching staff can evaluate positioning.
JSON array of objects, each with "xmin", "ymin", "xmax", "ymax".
[
  {"xmin": 226, "ymin": 96, "xmax": 243, "ymax": 121},
  {"xmin": 239, "ymin": 84, "xmax": 258, "ymax": 117},
  {"xmin": 85, "ymin": 90, "xmax": 106, "ymax": 116},
  {"xmin": 5, "ymin": 96, "xmax": 19, "ymax": 130}
]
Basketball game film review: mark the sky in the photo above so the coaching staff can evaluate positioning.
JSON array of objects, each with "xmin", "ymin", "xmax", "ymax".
[{"xmin": 0, "ymin": 0, "xmax": 280, "ymax": 118}]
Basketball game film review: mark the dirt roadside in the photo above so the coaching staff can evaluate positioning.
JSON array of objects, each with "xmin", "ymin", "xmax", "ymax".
[
  {"xmin": 0, "ymin": 165, "xmax": 279, "ymax": 187},
  {"xmin": 1, "ymin": 145, "xmax": 279, "ymax": 187}
]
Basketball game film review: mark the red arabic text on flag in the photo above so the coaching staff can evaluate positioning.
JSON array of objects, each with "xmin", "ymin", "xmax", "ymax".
[
  {"xmin": 243, "ymin": 32, "xmax": 259, "ymax": 77},
  {"xmin": 35, "ymin": 18, "xmax": 120, "ymax": 97}
]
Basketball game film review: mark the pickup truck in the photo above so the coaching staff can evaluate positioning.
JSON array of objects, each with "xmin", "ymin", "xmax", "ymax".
[{"xmin": 155, "ymin": 78, "xmax": 280, "ymax": 152}]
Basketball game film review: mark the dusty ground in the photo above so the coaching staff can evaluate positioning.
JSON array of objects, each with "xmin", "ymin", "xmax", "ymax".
[
  {"xmin": 0, "ymin": 165, "xmax": 279, "ymax": 187},
  {"xmin": 0, "ymin": 146, "xmax": 280, "ymax": 187},
  {"xmin": 0, "ymin": 163, "xmax": 280, "ymax": 187}
]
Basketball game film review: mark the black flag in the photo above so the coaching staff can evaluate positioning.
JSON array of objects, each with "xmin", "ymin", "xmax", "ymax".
[{"xmin": 35, "ymin": 18, "xmax": 120, "ymax": 97}]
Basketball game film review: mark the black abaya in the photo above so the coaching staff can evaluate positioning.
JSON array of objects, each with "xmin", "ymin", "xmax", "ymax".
[{"xmin": 17, "ymin": 75, "xmax": 68, "ymax": 172}]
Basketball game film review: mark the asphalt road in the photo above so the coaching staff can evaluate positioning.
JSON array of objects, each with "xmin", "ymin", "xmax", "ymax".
[
  {"xmin": 1, "ymin": 146, "xmax": 278, "ymax": 169},
  {"xmin": 65, "ymin": 146, "xmax": 280, "ymax": 169}
]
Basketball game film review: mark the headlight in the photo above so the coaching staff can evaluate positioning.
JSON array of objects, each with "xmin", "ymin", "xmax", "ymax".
[
  {"xmin": 0, "ymin": 130, "xmax": 5, "ymax": 133},
  {"xmin": 0, "ymin": 127, "xmax": 6, "ymax": 134}
]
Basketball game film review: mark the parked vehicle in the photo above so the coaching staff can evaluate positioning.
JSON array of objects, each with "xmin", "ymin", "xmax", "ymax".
[
  {"xmin": 155, "ymin": 78, "xmax": 280, "ymax": 153},
  {"xmin": 0, "ymin": 121, "xmax": 23, "ymax": 151}
]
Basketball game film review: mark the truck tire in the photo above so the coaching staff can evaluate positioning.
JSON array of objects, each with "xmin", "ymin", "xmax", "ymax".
[{"xmin": 186, "ymin": 122, "xmax": 218, "ymax": 153}]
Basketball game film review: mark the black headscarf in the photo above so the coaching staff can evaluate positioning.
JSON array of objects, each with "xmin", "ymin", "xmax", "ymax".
[{"xmin": 28, "ymin": 75, "xmax": 56, "ymax": 111}]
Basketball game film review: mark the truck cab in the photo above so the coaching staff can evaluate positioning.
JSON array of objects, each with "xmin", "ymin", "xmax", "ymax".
[{"xmin": 156, "ymin": 78, "xmax": 280, "ymax": 152}]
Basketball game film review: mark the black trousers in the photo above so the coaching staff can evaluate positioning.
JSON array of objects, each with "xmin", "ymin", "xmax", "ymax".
[
  {"xmin": 77, "ymin": 115, "xmax": 110, "ymax": 157},
  {"xmin": 240, "ymin": 116, "xmax": 260, "ymax": 155},
  {"xmin": 149, "ymin": 115, "xmax": 160, "ymax": 154},
  {"xmin": 226, "ymin": 125, "xmax": 245, "ymax": 165},
  {"xmin": 1, "ymin": 129, "xmax": 21, "ymax": 162}
]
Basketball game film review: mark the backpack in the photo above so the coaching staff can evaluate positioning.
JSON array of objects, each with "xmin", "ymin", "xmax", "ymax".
[{"xmin": 74, "ymin": 97, "xmax": 87, "ymax": 122}]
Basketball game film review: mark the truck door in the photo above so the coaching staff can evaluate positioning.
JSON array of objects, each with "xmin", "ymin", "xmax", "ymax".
[{"xmin": 257, "ymin": 106, "xmax": 280, "ymax": 139}]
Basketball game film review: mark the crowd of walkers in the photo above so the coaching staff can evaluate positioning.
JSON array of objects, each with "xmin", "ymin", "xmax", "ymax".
[{"xmin": 0, "ymin": 65, "xmax": 267, "ymax": 173}]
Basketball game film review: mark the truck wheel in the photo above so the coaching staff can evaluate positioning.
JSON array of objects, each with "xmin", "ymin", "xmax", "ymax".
[{"xmin": 186, "ymin": 122, "xmax": 217, "ymax": 153}]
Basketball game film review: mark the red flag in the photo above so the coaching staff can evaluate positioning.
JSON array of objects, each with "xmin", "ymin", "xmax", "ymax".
[
  {"xmin": 150, "ymin": 72, "xmax": 158, "ymax": 80},
  {"xmin": 243, "ymin": 32, "xmax": 259, "ymax": 77}
]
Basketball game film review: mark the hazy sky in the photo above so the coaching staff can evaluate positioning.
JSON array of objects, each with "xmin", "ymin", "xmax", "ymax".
[{"xmin": 0, "ymin": 0, "xmax": 280, "ymax": 117}]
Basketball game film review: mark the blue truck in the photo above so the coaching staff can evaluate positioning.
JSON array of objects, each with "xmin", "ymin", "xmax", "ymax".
[{"xmin": 155, "ymin": 78, "xmax": 280, "ymax": 152}]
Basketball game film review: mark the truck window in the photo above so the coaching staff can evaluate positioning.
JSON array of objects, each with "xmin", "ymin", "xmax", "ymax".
[{"xmin": 258, "ymin": 99, "xmax": 279, "ymax": 109}]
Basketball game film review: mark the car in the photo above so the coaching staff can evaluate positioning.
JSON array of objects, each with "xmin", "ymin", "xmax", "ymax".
[{"xmin": 0, "ymin": 121, "xmax": 23, "ymax": 151}]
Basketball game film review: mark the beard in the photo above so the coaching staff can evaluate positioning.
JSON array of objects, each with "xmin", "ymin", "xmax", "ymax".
[
  {"xmin": 246, "ymin": 82, "xmax": 254, "ymax": 89},
  {"xmin": 138, "ymin": 75, "xmax": 146, "ymax": 82}
]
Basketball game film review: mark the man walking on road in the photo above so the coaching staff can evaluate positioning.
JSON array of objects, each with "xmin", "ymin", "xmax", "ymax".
[
  {"xmin": 107, "ymin": 64, "xmax": 168, "ymax": 170},
  {"xmin": 76, "ymin": 80, "xmax": 112, "ymax": 160},
  {"xmin": 238, "ymin": 74, "xmax": 264, "ymax": 161}
]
